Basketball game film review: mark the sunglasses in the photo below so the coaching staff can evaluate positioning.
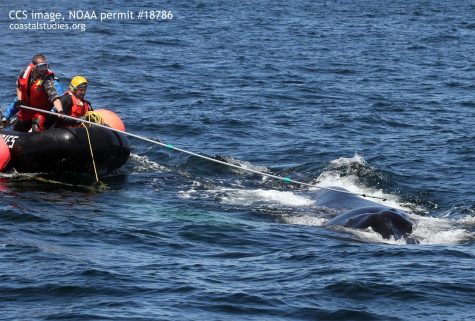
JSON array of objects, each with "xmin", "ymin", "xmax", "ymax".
[{"xmin": 35, "ymin": 63, "xmax": 49, "ymax": 70}]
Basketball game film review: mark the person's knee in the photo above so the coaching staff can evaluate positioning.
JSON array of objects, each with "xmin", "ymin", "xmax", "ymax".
[{"xmin": 13, "ymin": 120, "xmax": 31, "ymax": 132}]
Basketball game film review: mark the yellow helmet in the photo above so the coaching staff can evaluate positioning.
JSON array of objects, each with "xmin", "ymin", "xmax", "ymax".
[{"xmin": 69, "ymin": 76, "xmax": 88, "ymax": 91}]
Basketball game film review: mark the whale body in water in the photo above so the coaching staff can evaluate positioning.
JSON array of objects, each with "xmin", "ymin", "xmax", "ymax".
[{"xmin": 315, "ymin": 187, "xmax": 414, "ymax": 241}]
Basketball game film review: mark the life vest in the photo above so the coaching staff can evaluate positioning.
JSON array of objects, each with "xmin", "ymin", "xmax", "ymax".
[
  {"xmin": 17, "ymin": 63, "xmax": 55, "ymax": 111},
  {"xmin": 66, "ymin": 91, "xmax": 91, "ymax": 117}
]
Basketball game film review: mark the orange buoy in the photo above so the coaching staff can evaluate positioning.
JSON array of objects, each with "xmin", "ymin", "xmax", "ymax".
[
  {"xmin": 95, "ymin": 109, "xmax": 125, "ymax": 131},
  {"xmin": 0, "ymin": 136, "xmax": 11, "ymax": 172}
]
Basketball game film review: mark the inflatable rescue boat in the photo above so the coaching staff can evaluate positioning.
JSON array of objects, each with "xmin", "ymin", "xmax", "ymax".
[{"xmin": 0, "ymin": 110, "xmax": 130, "ymax": 175}]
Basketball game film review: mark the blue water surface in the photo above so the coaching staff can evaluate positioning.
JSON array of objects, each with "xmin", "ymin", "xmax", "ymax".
[{"xmin": 0, "ymin": 1, "xmax": 474, "ymax": 320}]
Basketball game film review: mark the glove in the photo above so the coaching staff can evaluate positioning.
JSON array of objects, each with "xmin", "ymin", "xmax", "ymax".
[
  {"xmin": 1, "ymin": 116, "xmax": 8, "ymax": 128},
  {"xmin": 52, "ymin": 107, "xmax": 64, "ymax": 114},
  {"xmin": 14, "ymin": 99, "xmax": 23, "ymax": 110},
  {"xmin": 75, "ymin": 116, "xmax": 86, "ymax": 125}
]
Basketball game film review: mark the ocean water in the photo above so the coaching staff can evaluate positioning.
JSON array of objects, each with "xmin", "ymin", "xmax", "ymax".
[{"xmin": 0, "ymin": 0, "xmax": 474, "ymax": 320}]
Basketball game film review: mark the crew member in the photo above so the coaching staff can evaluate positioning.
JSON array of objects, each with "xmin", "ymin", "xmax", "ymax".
[
  {"xmin": 54, "ymin": 75, "xmax": 92, "ymax": 127},
  {"xmin": 14, "ymin": 54, "xmax": 63, "ymax": 132},
  {"xmin": 1, "ymin": 79, "xmax": 66, "ymax": 128}
]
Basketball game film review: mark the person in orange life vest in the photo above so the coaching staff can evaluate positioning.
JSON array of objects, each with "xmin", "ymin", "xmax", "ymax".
[
  {"xmin": 15, "ymin": 54, "xmax": 64, "ymax": 132},
  {"xmin": 54, "ymin": 76, "xmax": 92, "ymax": 127}
]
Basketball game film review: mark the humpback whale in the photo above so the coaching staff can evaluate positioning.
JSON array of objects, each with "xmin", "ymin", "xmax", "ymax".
[{"xmin": 316, "ymin": 187, "xmax": 414, "ymax": 241}]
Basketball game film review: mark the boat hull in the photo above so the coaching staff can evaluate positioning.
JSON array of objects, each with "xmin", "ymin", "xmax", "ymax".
[{"xmin": 0, "ymin": 126, "xmax": 130, "ymax": 174}]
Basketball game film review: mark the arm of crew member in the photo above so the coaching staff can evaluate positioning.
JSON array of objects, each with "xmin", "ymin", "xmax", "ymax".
[
  {"xmin": 3, "ymin": 84, "xmax": 23, "ymax": 121},
  {"xmin": 16, "ymin": 70, "xmax": 24, "ymax": 101},
  {"xmin": 53, "ymin": 98, "xmax": 63, "ymax": 113},
  {"xmin": 16, "ymin": 87, "xmax": 22, "ymax": 101},
  {"xmin": 43, "ymin": 77, "xmax": 63, "ymax": 113},
  {"xmin": 57, "ymin": 94, "xmax": 77, "ymax": 125}
]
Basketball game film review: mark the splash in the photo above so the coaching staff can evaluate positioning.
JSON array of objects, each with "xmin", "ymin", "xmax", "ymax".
[
  {"xmin": 319, "ymin": 211, "xmax": 473, "ymax": 245},
  {"xmin": 179, "ymin": 154, "xmax": 474, "ymax": 245},
  {"xmin": 410, "ymin": 215, "xmax": 473, "ymax": 245},
  {"xmin": 180, "ymin": 185, "xmax": 314, "ymax": 207},
  {"xmin": 128, "ymin": 153, "xmax": 168, "ymax": 173},
  {"xmin": 221, "ymin": 189, "xmax": 314, "ymax": 207},
  {"xmin": 310, "ymin": 155, "xmax": 473, "ymax": 244},
  {"xmin": 312, "ymin": 154, "xmax": 422, "ymax": 212},
  {"xmin": 327, "ymin": 153, "xmax": 367, "ymax": 168},
  {"xmin": 219, "ymin": 156, "xmax": 270, "ymax": 175},
  {"xmin": 280, "ymin": 214, "xmax": 326, "ymax": 227},
  {"xmin": 459, "ymin": 215, "xmax": 475, "ymax": 225}
]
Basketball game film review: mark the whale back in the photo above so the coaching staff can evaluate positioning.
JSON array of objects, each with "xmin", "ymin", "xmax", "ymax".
[
  {"xmin": 315, "ymin": 187, "xmax": 381, "ymax": 210},
  {"xmin": 327, "ymin": 207, "xmax": 414, "ymax": 240},
  {"xmin": 317, "ymin": 187, "xmax": 415, "ymax": 240}
]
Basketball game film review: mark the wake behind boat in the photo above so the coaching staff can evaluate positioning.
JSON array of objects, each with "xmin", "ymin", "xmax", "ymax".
[{"xmin": 0, "ymin": 125, "xmax": 130, "ymax": 175}]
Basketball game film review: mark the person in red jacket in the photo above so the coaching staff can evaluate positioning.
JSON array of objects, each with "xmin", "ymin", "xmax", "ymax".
[
  {"xmin": 54, "ymin": 75, "xmax": 92, "ymax": 128},
  {"xmin": 15, "ymin": 54, "xmax": 63, "ymax": 132}
]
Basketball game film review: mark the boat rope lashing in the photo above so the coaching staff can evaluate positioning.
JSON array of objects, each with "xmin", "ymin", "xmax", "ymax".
[
  {"xmin": 32, "ymin": 175, "xmax": 102, "ymax": 191},
  {"xmin": 82, "ymin": 123, "xmax": 100, "ymax": 182},
  {"xmin": 18, "ymin": 104, "xmax": 388, "ymax": 201},
  {"xmin": 83, "ymin": 111, "xmax": 105, "ymax": 125},
  {"xmin": 82, "ymin": 111, "xmax": 104, "ymax": 181}
]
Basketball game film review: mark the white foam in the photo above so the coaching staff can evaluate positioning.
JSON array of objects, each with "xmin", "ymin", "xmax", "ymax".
[
  {"xmin": 224, "ymin": 189, "xmax": 314, "ymax": 207},
  {"xmin": 348, "ymin": 227, "xmax": 408, "ymax": 245},
  {"xmin": 0, "ymin": 171, "xmax": 36, "ymax": 178},
  {"xmin": 179, "ymin": 154, "xmax": 473, "ymax": 245},
  {"xmin": 223, "ymin": 156, "xmax": 269, "ymax": 174},
  {"xmin": 281, "ymin": 214, "xmax": 326, "ymax": 226},
  {"xmin": 410, "ymin": 215, "xmax": 473, "ymax": 245},
  {"xmin": 459, "ymin": 215, "xmax": 475, "ymax": 225},
  {"xmin": 129, "ymin": 153, "xmax": 168, "ymax": 173},
  {"xmin": 182, "ymin": 187, "xmax": 315, "ymax": 207},
  {"xmin": 328, "ymin": 153, "xmax": 366, "ymax": 167},
  {"xmin": 179, "ymin": 180, "xmax": 202, "ymax": 199}
]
